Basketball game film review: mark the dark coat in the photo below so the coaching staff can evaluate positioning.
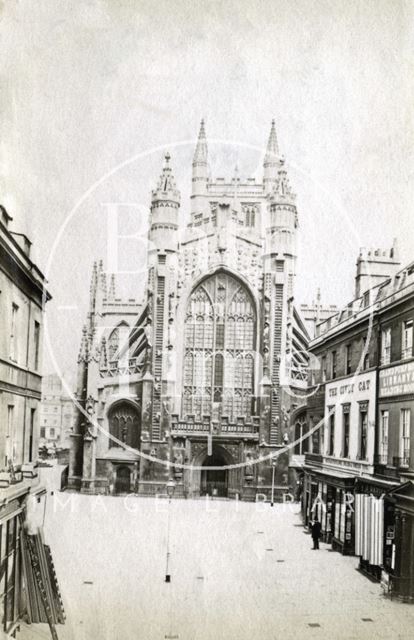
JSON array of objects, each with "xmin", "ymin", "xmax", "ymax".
[{"xmin": 311, "ymin": 521, "xmax": 322, "ymax": 539}]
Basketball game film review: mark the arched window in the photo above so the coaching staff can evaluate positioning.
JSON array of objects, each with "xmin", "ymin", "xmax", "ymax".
[
  {"xmin": 108, "ymin": 328, "xmax": 119, "ymax": 362},
  {"xmin": 107, "ymin": 322, "xmax": 130, "ymax": 362},
  {"xmin": 243, "ymin": 205, "xmax": 257, "ymax": 228},
  {"xmin": 183, "ymin": 273, "xmax": 255, "ymax": 420},
  {"xmin": 108, "ymin": 402, "xmax": 140, "ymax": 450}
]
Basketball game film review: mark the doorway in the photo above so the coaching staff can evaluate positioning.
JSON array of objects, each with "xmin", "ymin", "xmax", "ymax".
[
  {"xmin": 201, "ymin": 452, "xmax": 228, "ymax": 497},
  {"xmin": 115, "ymin": 466, "xmax": 131, "ymax": 494}
]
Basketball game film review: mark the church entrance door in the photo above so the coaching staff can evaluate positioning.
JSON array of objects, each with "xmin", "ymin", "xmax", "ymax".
[
  {"xmin": 201, "ymin": 452, "xmax": 228, "ymax": 497},
  {"xmin": 115, "ymin": 466, "xmax": 131, "ymax": 494}
]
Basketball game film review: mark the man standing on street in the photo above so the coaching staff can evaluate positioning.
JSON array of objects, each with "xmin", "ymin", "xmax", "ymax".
[{"xmin": 311, "ymin": 517, "xmax": 322, "ymax": 550}]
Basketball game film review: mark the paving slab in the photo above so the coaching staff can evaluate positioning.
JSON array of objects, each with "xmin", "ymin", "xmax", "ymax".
[{"xmin": 18, "ymin": 494, "xmax": 414, "ymax": 640}]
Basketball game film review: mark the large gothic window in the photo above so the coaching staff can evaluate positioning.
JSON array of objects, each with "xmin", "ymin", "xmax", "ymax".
[
  {"xmin": 183, "ymin": 273, "xmax": 255, "ymax": 421},
  {"xmin": 108, "ymin": 403, "xmax": 140, "ymax": 450}
]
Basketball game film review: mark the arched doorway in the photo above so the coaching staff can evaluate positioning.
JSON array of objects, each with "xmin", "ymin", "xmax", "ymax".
[
  {"xmin": 201, "ymin": 451, "xmax": 228, "ymax": 497},
  {"xmin": 115, "ymin": 466, "xmax": 131, "ymax": 494}
]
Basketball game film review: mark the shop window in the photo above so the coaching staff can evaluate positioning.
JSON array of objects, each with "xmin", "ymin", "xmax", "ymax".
[
  {"xmin": 342, "ymin": 406, "xmax": 350, "ymax": 458},
  {"xmin": 399, "ymin": 409, "xmax": 410, "ymax": 467},
  {"xmin": 381, "ymin": 327, "xmax": 391, "ymax": 365},
  {"xmin": 401, "ymin": 320, "xmax": 413, "ymax": 360}
]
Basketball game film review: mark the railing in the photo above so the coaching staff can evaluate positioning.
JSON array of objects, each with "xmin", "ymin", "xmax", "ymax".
[
  {"xmin": 393, "ymin": 455, "xmax": 410, "ymax": 469},
  {"xmin": 288, "ymin": 365, "xmax": 309, "ymax": 383},
  {"xmin": 101, "ymin": 357, "xmax": 144, "ymax": 378},
  {"xmin": 170, "ymin": 414, "xmax": 260, "ymax": 436}
]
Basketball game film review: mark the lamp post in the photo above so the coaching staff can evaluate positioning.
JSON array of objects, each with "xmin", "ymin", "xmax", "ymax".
[
  {"xmin": 270, "ymin": 460, "xmax": 276, "ymax": 507},
  {"xmin": 165, "ymin": 478, "xmax": 176, "ymax": 583}
]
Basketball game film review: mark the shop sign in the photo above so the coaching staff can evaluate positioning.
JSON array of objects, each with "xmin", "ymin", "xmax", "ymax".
[
  {"xmin": 325, "ymin": 372, "xmax": 376, "ymax": 407},
  {"xmin": 379, "ymin": 360, "xmax": 414, "ymax": 397}
]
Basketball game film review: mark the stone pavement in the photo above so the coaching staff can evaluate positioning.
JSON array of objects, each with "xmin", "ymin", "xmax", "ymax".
[{"xmin": 19, "ymin": 493, "xmax": 414, "ymax": 640}]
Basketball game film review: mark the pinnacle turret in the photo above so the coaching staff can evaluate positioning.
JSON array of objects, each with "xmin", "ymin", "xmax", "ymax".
[
  {"xmin": 108, "ymin": 274, "xmax": 116, "ymax": 300},
  {"xmin": 263, "ymin": 119, "xmax": 281, "ymax": 193},
  {"xmin": 152, "ymin": 152, "xmax": 180, "ymax": 205},
  {"xmin": 78, "ymin": 324, "xmax": 89, "ymax": 363},
  {"xmin": 193, "ymin": 119, "xmax": 208, "ymax": 164},
  {"xmin": 264, "ymin": 119, "xmax": 279, "ymax": 161},
  {"xmin": 271, "ymin": 158, "xmax": 296, "ymax": 203},
  {"xmin": 191, "ymin": 120, "xmax": 209, "ymax": 203}
]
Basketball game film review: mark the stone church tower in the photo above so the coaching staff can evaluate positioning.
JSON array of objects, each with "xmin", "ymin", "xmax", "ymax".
[{"xmin": 68, "ymin": 121, "xmax": 309, "ymax": 499}]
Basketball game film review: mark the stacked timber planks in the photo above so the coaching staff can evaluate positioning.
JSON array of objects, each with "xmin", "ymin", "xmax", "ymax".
[{"xmin": 20, "ymin": 525, "xmax": 65, "ymax": 629}]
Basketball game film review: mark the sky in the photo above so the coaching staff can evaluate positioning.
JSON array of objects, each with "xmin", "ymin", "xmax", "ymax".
[{"xmin": 0, "ymin": 0, "xmax": 413, "ymax": 380}]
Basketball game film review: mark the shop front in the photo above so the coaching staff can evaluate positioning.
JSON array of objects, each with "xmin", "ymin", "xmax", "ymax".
[
  {"xmin": 302, "ymin": 467, "xmax": 355, "ymax": 553},
  {"xmin": 354, "ymin": 477, "xmax": 398, "ymax": 581},
  {"xmin": 383, "ymin": 482, "xmax": 414, "ymax": 601}
]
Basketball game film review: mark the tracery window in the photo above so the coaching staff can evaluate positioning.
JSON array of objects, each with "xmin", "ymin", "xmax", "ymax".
[
  {"xmin": 108, "ymin": 329, "xmax": 119, "ymax": 362},
  {"xmin": 107, "ymin": 322, "xmax": 129, "ymax": 363},
  {"xmin": 108, "ymin": 402, "xmax": 140, "ymax": 450},
  {"xmin": 183, "ymin": 273, "xmax": 255, "ymax": 421}
]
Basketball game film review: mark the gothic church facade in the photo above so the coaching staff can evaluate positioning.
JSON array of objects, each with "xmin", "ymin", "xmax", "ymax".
[{"xmin": 68, "ymin": 121, "xmax": 309, "ymax": 499}]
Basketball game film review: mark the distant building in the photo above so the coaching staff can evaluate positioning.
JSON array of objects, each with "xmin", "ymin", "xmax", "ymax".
[
  {"xmin": 39, "ymin": 374, "xmax": 76, "ymax": 453},
  {"xmin": 0, "ymin": 205, "xmax": 51, "ymax": 633},
  {"xmin": 300, "ymin": 289, "xmax": 338, "ymax": 339}
]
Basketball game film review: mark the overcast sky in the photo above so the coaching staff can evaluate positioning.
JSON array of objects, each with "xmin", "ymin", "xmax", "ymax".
[{"xmin": 1, "ymin": 0, "xmax": 413, "ymax": 380}]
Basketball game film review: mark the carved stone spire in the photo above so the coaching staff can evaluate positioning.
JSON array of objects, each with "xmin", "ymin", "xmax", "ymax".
[
  {"xmin": 193, "ymin": 119, "xmax": 208, "ymax": 164},
  {"xmin": 272, "ymin": 158, "xmax": 296, "ymax": 203},
  {"xmin": 265, "ymin": 119, "xmax": 279, "ymax": 160},
  {"xmin": 108, "ymin": 273, "xmax": 116, "ymax": 301},
  {"xmin": 191, "ymin": 120, "xmax": 209, "ymax": 201},
  {"xmin": 152, "ymin": 152, "xmax": 180, "ymax": 205},
  {"xmin": 98, "ymin": 259, "xmax": 107, "ymax": 294},
  {"xmin": 89, "ymin": 261, "xmax": 98, "ymax": 311},
  {"xmin": 77, "ymin": 324, "xmax": 89, "ymax": 363},
  {"xmin": 263, "ymin": 119, "xmax": 280, "ymax": 193}
]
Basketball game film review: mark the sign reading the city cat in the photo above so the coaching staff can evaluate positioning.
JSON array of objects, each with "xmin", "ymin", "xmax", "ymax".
[
  {"xmin": 325, "ymin": 371, "xmax": 376, "ymax": 411},
  {"xmin": 379, "ymin": 361, "xmax": 414, "ymax": 397}
]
